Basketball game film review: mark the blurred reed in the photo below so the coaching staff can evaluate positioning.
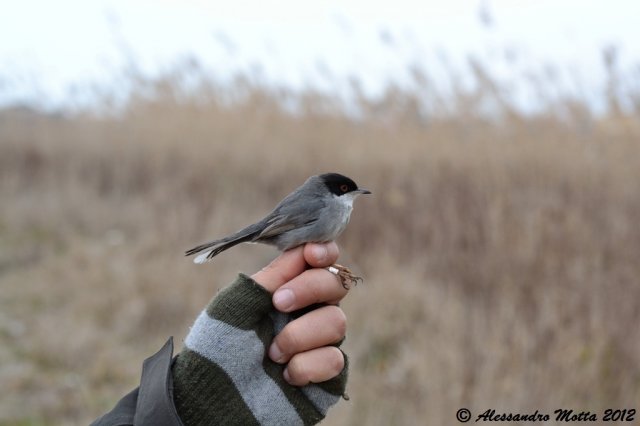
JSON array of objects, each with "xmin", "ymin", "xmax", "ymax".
[{"xmin": 1, "ymin": 51, "xmax": 639, "ymax": 425}]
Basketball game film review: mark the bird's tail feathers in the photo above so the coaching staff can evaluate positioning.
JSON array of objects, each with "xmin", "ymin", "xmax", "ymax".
[
  {"xmin": 185, "ymin": 227, "xmax": 261, "ymax": 264},
  {"xmin": 190, "ymin": 238, "xmax": 247, "ymax": 264}
]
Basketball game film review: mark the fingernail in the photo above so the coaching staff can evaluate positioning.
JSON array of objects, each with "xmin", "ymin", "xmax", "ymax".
[
  {"xmin": 269, "ymin": 342, "xmax": 284, "ymax": 363},
  {"xmin": 311, "ymin": 244, "xmax": 328, "ymax": 262},
  {"xmin": 283, "ymin": 367, "xmax": 291, "ymax": 383},
  {"xmin": 273, "ymin": 288, "xmax": 295, "ymax": 311}
]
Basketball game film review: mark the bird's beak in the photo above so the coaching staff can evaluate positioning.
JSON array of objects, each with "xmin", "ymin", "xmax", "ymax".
[{"xmin": 357, "ymin": 188, "xmax": 372, "ymax": 195}]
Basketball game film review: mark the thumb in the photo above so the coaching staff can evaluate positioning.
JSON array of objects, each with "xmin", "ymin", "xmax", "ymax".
[{"xmin": 251, "ymin": 245, "xmax": 307, "ymax": 293}]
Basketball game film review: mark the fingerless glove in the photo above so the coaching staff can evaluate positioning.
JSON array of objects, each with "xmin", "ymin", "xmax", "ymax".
[{"xmin": 172, "ymin": 274, "xmax": 348, "ymax": 425}]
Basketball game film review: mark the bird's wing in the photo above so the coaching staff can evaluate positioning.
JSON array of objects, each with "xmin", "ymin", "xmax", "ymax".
[
  {"xmin": 258, "ymin": 196, "xmax": 325, "ymax": 239},
  {"xmin": 258, "ymin": 214, "xmax": 317, "ymax": 238}
]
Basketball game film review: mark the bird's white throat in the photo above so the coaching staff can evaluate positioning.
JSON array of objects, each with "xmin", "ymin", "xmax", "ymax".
[{"xmin": 334, "ymin": 192, "xmax": 360, "ymax": 210}]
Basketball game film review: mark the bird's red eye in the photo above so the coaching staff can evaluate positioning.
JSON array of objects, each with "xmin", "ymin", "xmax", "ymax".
[{"xmin": 340, "ymin": 184, "xmax": 349, "ymax": 192}]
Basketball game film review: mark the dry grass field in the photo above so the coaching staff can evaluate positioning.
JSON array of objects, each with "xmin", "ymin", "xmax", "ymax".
[{"xmin": 1, "ymin": 61, "xmax": 640, "ymax": 425}]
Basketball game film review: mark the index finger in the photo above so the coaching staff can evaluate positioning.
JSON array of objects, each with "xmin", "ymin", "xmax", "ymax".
[
  {"xmin": 251, "ymin": 242, "xmax": 339, "ymax": 293},
  {"xmin": 251, "ymin": 246, "xmax": 306, "ymax": 293}
]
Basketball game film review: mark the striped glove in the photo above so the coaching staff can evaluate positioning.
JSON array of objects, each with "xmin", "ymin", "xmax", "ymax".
[{"xmin": 171, "ymin": 273, "xmax": 348, "ymax": 425}]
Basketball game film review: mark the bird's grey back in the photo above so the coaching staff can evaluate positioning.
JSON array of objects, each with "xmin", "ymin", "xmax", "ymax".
[
  {"xmin": 256, "ymin": 175, "xmax": 348, "ymax": 250},
  {"xmin": 259, "ymin": 175, "xmax": 354, "ymax": 250}
]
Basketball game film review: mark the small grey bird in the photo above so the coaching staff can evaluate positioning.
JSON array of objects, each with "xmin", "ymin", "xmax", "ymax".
[{"xmin": 186, "ymin": 173, "xmax": 371, "ymax": 288}]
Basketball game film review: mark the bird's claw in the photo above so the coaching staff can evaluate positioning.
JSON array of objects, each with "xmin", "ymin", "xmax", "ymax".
[{"xmin": 328, "ymin": 264, "xmax": 363, "ymax": 290}]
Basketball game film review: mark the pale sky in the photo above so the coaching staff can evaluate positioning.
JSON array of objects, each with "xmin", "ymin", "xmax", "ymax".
[{"xmin": 1, "ymin": 0, "xmax": 638, "ymax": 110}]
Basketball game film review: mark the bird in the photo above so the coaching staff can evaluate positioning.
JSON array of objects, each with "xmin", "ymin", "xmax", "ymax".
[{"xmin": 185, "ymin": 173, "xmax": 371, "ymax": 288}]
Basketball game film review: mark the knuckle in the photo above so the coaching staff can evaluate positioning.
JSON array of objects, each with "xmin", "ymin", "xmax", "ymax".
[
  {"xmin": 305, "ymin": 269, "xmax": 339, "ymax": 303},
  {"xmin": 326, "ymin": 242, "xmax": 340, "ymax": 262},
  {"xmin": 327, "ymin": 348, "xmax": 345, "ymax": 375},
  {"xmin": 318, "ymin": 269, "xmax": 339, "ymax": 289},
  {"xmin": 278, "ymin": 324, "xmax": 302, "ymax": 353},
  {"xmin": 325, "ymin": 306, "xmax": 347, "ymax": 341},
  {"xmin": 307, "ymin": 272, "xmax": 325, "ymax": 301},
  {"xmin": 287, "ymin": 356, "xmax": 309, "ymax": 383}
]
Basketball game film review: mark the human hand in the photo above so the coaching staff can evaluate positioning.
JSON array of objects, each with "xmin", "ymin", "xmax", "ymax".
[
  {"xmin": 172, "ymin": 242, "xmax": 350, "ymax": 425},
  {"xmin": 252, "ymin": 242, "xmax": 348, "ymax": 386}
]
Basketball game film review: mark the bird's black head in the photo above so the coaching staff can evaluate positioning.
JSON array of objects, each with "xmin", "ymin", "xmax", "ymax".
[{"xmin": 319, "ymin": 173, "xmax": 371, "ymax": 196}]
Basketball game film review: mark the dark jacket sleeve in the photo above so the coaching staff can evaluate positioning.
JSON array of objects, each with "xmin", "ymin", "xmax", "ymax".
[{"xmin": 91, "ymin": 338, "xmax": 184, "ymax": 426}]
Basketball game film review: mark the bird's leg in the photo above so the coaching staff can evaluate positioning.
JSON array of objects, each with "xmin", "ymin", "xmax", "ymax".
[{"xmin": 327, "ymin": 264, "xmax": 362, "ymax": 290}]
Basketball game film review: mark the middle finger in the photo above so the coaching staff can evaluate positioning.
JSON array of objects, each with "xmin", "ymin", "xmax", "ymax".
[{"xmin": 269, "ymin": 305, "xmax": 346, "ymax": 363}]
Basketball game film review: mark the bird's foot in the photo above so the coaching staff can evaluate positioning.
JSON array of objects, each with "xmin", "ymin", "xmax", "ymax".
[{"xmin": 327, "ymin": 263, "xmax": 362, "ymax": 290}]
